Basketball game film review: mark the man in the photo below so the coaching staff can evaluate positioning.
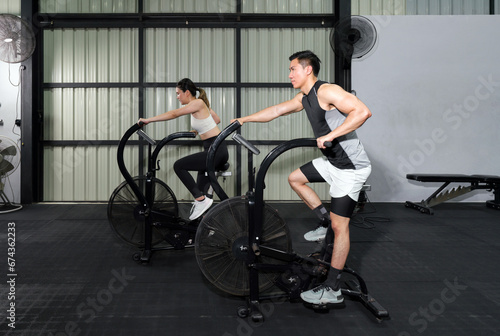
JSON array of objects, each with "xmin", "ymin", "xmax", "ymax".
[{"xmin": 233, "ymin": 50, "xmax": 372, "ymax": 305}]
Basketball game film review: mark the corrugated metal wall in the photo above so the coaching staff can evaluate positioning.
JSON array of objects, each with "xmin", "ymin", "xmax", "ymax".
[
  {"xmin": 242, "ymin": 0, "xmax": 333, "ymax": 13},
  {"xmin": 144, "ymin": 29, "xmax": 235, "ymax": 82},
  {"xmin": 0, "ymin": 0, "xmax": 21, "ymax": 14},
  {"xmin": 42, "ymin": 24, "xmax": 332, "ymax": 201},
  {"xmin": 35, "ymin": 0, "xmax": 500, "ymax": 15},
  {"xmin": 241, "ymin": 28, "xmax": 331, "ymax": 83},
  {"xmin": 144, "ymin": 0, "xmax": 237, "ymax": 13},
  {"xmin": 406, "ymin": 0, "xmax": 491, "ymax": 14},
  {"xmin": 39, "ymin": 0, "xmax": 500, "ymax": 202},
  {"xmin": 352, "ymin": 0, "xmax": 407, "ymax": 14},
  {"xmin": 44, "ymin": 29, "xmax": 138, "ymax": 83},
  {"xmin": 352, "ymin": 0, "xmax": 498, "ymax": 15},
  {"xmin": 39, "ymin": 0, "xmax": 137, "ymax": 13}
]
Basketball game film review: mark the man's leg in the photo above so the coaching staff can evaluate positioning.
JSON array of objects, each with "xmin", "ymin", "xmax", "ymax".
[
  {"xmin": 288, "ymin": 168, "xmax": 322, "ymax": 210},
  {"xmin": 289, "ymin": 167, "xmax": 330, "ymax": 241},
  {"xmin": 329, "ymin": 212, "xmax": 350, "ymax": 271},
  {"xmin": 300, "ymin": 196, "xmax": 357, "ymax": 305}
]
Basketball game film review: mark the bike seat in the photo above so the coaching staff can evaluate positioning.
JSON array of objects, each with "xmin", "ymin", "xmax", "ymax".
[{"xmin": 217, "ymin": 162, "xmax": 230, "ymax": 172}]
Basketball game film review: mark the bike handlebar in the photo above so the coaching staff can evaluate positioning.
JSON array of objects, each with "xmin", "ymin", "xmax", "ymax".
[
  {"xmin": 116, "ymin": 123, "xmax": 197, "ymax": 210},
  {"xmin": 232, "ymin": 133, "xmax": 260, "ymax": 155}
]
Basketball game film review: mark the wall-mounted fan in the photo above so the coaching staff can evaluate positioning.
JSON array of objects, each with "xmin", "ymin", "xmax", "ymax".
[
  {"xmin": 330, "ymin": 15, "xmax": 377, "ymax": 64},
  {"xmin": 0, "ymin": 14, "xmax": 36, "ymax": 63},
  {"xmin": 0, "ymin": 136, "xmax": 22, "ymax": 213}
]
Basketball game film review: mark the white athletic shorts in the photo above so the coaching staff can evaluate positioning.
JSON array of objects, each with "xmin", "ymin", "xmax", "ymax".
[{"xmin": 311, "ymin": 157, "xmax": 371, "ymax": 201}]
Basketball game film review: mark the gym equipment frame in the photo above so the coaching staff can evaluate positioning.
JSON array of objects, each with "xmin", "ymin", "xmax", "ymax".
[{"xmin": 195, "ymin": 122, "xmax": 389, "ymax": 322}]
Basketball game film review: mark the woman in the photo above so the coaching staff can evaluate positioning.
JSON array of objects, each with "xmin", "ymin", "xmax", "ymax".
[{"xmin": 138, "ymin": 78, "xmax": 229, "ymax": 220}]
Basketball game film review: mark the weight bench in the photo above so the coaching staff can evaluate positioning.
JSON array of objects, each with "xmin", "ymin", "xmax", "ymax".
[{"xmin": 405, "ymin": 174, "xmax": 500, "ymax": 214}]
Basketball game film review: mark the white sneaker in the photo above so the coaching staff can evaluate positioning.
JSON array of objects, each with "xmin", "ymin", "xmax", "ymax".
[
  {"xmin": 189, "ymin": 197, "xmax": 213, "ymax": 220},
  {"xmin": 300, "ymin": 284, "xmax": 344, "ymax": 305},
  {"xmin": 304, "ymin": 226, "xmax": 327, "ymax": 242}
]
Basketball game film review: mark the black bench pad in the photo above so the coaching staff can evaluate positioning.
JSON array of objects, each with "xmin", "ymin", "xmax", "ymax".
[
  {"xmin": 407, "ymin": 174, "xmax": 500, "ymax": 183},
  {"xmin": 405, "ymin": 174, "xmax": 500, "ymax": 214}
]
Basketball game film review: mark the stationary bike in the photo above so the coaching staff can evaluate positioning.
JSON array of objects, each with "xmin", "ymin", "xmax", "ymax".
[
  {"xmin": 195, "ymin": 121, "xmax": 389, "ymax": 322},
  {"xmin": 107, "ymin": 122, "xmax": 229, "ymax": 264}
]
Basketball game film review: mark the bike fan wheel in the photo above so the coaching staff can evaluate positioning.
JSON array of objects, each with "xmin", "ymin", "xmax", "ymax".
[
  {"xmin": 195, "ymin": 196, "xmax": 292, "ymax": 296},
  {"xmin": 108, "ymin": 176, "xmax": 178, "ymax": 247}
]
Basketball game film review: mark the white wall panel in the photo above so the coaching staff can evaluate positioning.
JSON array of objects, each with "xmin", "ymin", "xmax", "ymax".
[
  {"xmin": 241, "ymin": 28, "xmax": 331, "ymax": 82},
  {"xmin": 0, "ymin": 0, "xmax": 20, "ymax": 15},
  {"xmin": 44, "ymin": 88, "xmax": 139, "ymax": 141},
  {"xmin": 43, "ymin": 146, "xmax": 139, "ymax": 201},
  {"xmin": 40, "ymin": 0, "xmax": 137, "ymax": 13},
  {"xmin": 406, "ymin": 0, "xmax": 490, "ymax": 14},
  {"xmin": 43, "ymin": 87, "xmax": 139, "ymax": 201},
  {"xmin": 242, "ymin": 0, "xmax": 333, "ymax": 13},
  {"xmin": 144, "ymin": 0, "xmax": 237, "ymax": 13},
  {"xmin": 44, "ymin": 29, "xmax": 138, "ymax": 83},
  {"xmin": 144, "ymin": 28, "xmax": 235, "ymax": 83},
  {"xmin": 352, "ymin": 0, "xmax": 406, "ymax": 15}
]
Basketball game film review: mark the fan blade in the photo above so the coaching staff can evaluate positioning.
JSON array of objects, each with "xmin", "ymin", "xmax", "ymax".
[
  {"xmin": 330, "ymin": 15, "xmax": 377, "ymax": 60},
  {"xmin": 0, "ymin": 145, "xmax": 17, "ymax": 156},
  {"xmin": 0, "ymin": 158, "xmax": 14, "ymax": 173}
]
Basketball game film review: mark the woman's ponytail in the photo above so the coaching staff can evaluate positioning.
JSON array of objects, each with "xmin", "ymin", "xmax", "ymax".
[{"xmin": 197, "ymin": 88, "xmax": 210, "ymax": 109}]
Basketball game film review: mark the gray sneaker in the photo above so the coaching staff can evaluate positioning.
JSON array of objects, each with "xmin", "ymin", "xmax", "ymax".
[
  {"xmin": 300, "ymin": 284, "xmax": 344, "ymax": 305},
  {"xmin": 304, "ymin": 226, "xmax": 327, "ymax": 242}
]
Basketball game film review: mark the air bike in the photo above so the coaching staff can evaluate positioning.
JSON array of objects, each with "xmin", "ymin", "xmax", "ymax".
[
  {"xmin": 195, "ymin": 121, "xmax": 389, "ymax": 322},
  {"xmin": 107, "ymin": 122, "xmax": 230, "ymax": 264}
]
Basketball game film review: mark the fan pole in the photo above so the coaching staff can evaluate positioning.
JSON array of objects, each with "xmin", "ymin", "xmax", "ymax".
[{"xmin": 334, "ymin": 0, "xmax": 352, "ymax": 92}]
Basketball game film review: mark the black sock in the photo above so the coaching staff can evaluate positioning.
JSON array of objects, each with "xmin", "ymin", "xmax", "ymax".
[
  {"xmin": 313, "ymin": 205, "xmax": 330, "ymax": 227},
  {"xmin": 324, "ymin": 267, "xmax": 342, "ymax": 291}
]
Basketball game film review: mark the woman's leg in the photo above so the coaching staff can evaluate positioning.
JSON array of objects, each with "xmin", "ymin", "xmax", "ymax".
[{"xmin": 174, "ymin": 152, "xmax": 207, "ymax": 199}]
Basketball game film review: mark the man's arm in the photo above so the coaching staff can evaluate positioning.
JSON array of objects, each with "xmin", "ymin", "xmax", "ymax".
[
  {"xmin": 316, "ymin": 84, "xmax": 372, "ymax": 148},
  {"xmin": 234, "ymin": 93, "xmax": 304, "ymax": 125}
]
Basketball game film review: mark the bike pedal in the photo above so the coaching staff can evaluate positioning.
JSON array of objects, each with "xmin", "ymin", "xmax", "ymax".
[{"xmin": 304, "ymin": 301, "xmax": 346, "ymax": 312}]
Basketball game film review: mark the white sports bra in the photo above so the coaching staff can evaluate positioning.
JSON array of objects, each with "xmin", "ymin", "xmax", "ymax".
[{"xmin": 191, "ymin": 112, "xmax": 217, "ymax": 135}]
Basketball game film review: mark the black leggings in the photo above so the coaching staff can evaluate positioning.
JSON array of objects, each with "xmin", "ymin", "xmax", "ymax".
[{"xmin": 173, "ymin": 136, "xmax": 229, "ymax": 199}]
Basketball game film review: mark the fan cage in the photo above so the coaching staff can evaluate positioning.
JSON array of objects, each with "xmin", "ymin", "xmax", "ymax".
[
  {"xmin": 330, "ymin": 15, "xmax": 377, "ymax": 60},
  {"xmin": 0, "ymin": 14, "xmax": 36, "ymax": 64}
]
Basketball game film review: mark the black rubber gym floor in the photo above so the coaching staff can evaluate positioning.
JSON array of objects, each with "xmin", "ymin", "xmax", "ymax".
[{"xmin": 1, "ymin": 202, "xmax": 499, "ymax": 336}]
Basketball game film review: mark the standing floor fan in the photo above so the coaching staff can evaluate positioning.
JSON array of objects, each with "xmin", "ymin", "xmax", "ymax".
[
  {"xmin": 0, "ymin": 136, "xmax": 22, "ymax": 213},
  {"xmin": 0, "ymin": 14, "xmax": 36, "ymax": 213}
]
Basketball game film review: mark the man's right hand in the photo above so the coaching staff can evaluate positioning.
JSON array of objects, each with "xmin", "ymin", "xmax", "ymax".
[{"xmin": 230, "ymin": 118, "xmax": 244, "ymax": 125}]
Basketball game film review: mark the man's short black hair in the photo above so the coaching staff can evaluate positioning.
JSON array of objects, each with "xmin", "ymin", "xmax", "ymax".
[{"xmin": 289, "ymin": 50, "xmax": 321, "ymax": 77}]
